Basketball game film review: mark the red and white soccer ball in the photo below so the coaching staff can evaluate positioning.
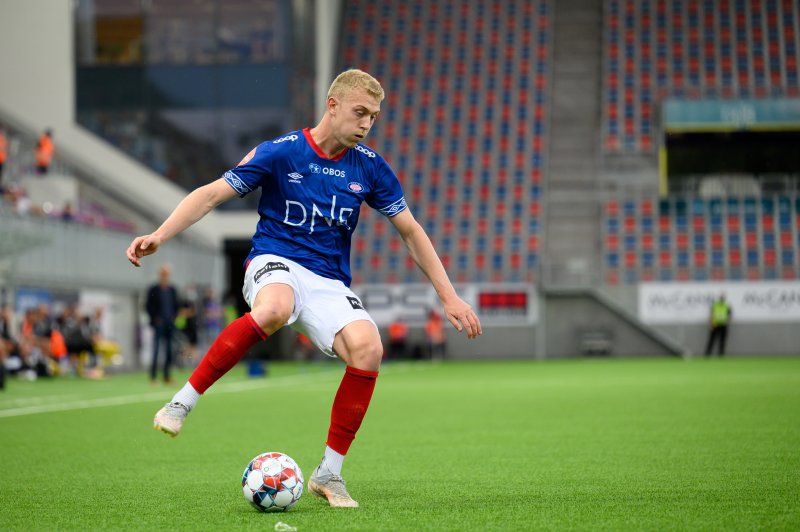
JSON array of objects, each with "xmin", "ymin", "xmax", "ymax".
[{"xmin": 242, "ymin": 452, "xmax": 304, "ymax": 511}]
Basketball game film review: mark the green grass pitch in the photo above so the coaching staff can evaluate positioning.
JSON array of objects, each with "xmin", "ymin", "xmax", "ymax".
[{"xmin": 1, "ymin": 357, "xmax": 798, "ymax": 530}]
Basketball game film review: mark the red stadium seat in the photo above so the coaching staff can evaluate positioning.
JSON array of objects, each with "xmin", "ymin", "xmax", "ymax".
[{"xmin": 694, "ymin": 250, "xmax": 706, "ymax": 267}]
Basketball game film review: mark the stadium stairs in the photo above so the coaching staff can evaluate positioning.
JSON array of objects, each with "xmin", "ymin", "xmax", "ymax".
[{"xmin": 543, "ymin": 286, "xmax": 686, "ymax": 357}]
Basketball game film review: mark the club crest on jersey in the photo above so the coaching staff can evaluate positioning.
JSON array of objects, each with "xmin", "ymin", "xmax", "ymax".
[
  {"xmin": 348, "ymin": 182, "xmax": 364, "ymax": 193},
  {"xmin": 288, "ymin": 172, "xmax": 304, "ymax": 183},
  {"xmin": 309, "ymin": 163, "xmax": 321, "ymax": 173}
]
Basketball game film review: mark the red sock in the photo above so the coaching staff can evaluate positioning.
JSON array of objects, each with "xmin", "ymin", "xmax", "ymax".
[
  {"xmin": 326, "ymin": 366, "xmax": 379, "ymax": 455},
  {"xmin": 188, "ymin": 313, "xmax": 267, "ymax": 394}
]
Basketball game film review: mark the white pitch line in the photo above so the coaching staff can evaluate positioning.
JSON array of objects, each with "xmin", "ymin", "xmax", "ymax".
[{"xmin": 0, "ymin": 363, "xmax": 430, "ymax": 419}]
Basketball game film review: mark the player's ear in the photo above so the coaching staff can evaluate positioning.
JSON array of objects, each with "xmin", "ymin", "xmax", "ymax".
[{"xmin": 327, "ymin": 96, "xmax": 339, "ymax": 115}]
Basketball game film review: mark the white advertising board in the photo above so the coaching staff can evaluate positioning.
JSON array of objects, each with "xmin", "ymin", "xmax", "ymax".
[
  {"xmin": 639, "ymin": 281, "xmax": 800, "ymax": 324},
  {"xmin": 351, "ymin": 283, "xmax": 537, "ymax": 327}
]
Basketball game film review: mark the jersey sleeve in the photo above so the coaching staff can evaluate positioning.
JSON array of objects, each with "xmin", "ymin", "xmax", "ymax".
[
  {"xmin": 365, "ymin": 156, "xmax": 408, "ymax": 217},
  {"xmin": 223, "ymin": 142, "xmax": 273, "ymax": 197}
]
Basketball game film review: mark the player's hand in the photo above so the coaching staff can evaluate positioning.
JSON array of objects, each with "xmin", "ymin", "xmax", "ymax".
[
  {"xmin": 126, "ymin": 234, "xmax": 162, "ymax": 267},
  {"xmin": 443, "ymin": 297, "xmax": 482, "ymax": 339}
]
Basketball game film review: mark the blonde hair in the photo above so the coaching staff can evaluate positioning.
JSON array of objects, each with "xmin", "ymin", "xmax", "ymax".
[{"xmin": 327, "ymin": 69, "xmax": 385, "ymax": 102}]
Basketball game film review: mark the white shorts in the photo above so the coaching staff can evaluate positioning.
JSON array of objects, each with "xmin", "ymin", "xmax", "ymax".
[{"xmin": 242, "ymin": 254, "xmax": 376, "ymax": 358}]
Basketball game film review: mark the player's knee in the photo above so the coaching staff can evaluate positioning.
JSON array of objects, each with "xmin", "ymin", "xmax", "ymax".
[
  {"xmin": 347, "ymin": 338, "xmax": 383, "ymax": 372},
  {"xmin": 249, "ymin": 303, "xmax": 291, "ymax": 335}
]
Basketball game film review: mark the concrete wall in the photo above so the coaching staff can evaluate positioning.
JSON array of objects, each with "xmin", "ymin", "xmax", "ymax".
[{"xmin": 542, "ymin": 293, "xmax": 676, "ymax": 357}]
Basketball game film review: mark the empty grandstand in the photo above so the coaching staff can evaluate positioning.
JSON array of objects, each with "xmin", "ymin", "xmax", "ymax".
[{"xmin": 0, "ymin": 0, "xmax": 798, "ymax": 359}]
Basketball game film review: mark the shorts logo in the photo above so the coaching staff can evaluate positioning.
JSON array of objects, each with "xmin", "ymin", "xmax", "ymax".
[
  {"xmin": 348, "ymin": 182, "xmax": 364, "ymax": 193},
  {"xmin": 254, "ymin": 262, "xmax": 290, "ymax": 283},
  {"xmin": 346, "ymin": 296, "xmax": 365, "ymax": 310},
  {"xmin": 309, "ymin": 163, "xmax": 321, "ymax": 173}
]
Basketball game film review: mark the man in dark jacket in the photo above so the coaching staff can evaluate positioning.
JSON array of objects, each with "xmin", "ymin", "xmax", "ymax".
[{"xmin": 146, "ymin": 264, "xmax": 179, "ymax": 383}]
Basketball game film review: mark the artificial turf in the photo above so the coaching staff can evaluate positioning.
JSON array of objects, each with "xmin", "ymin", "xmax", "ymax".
[{"xmin": 0, "ymin": 357, "xmax": 798, "ymax": 531}]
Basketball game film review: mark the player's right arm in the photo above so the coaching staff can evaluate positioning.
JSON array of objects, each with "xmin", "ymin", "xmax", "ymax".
[{"xmin": 126, "ymin": 178, "xmax": 238, "ymax": 267}]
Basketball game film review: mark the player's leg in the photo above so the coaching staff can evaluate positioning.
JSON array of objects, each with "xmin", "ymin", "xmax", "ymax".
[
  {"xmin": 309, "ymin": 320, "xmax": 383, "ymax": 508},
  {"xmin": 153, "ymin": 283, "xmax": 294, "ymax": 437}
]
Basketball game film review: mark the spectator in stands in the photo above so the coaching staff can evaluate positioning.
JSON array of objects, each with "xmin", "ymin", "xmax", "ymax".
[
  {"xmin": 387, "ymin": 317, "xmax": 409, "ymax": 359},
  {"xmin": 146, "ymin": 264, "xmax": 179, "ymax": 384},
  {"xmin": 61, "ymin": 202, "xmax": 75, "ymax": 222},
  {"xmin": 35, "ymin": 129, "xmax": 55, "ymax": 175},
  {"xmin": 60, "ymin": 304, "xmax": 96, "ymax": 377},
  {"xmin": 7, "ymin": 183, "xmax": 32, "ymax": 215},
  {"xmin": 425, "ymin": 310, "xmax": 446, "ymax": 360},
  {"xmin": 704, "ymin": 294, "xmax": 732, "ymax": 357},
  {"xmin": 0, "ymin": 128, "xmax": 7, "ymax": 186}
]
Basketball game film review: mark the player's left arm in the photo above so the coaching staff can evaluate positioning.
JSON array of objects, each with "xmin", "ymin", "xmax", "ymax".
[{"xmin": 389, "ymin": 209, "xmax": 482, "ymax": 339}]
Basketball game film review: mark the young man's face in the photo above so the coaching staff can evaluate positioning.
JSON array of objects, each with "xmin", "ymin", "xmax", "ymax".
[{"xmin": 330, "ymin": 88, "xmax": 381, "ymax": 147}]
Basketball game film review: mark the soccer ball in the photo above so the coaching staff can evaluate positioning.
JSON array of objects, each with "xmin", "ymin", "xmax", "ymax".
[{"xmin": 242, "ymin": 452, "xmax": 304, "ymax": 512}]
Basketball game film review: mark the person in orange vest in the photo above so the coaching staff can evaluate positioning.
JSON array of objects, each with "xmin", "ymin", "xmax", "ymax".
[
  {"xmin": 35, "ymin": 129, "xmax": 54, "ymax": 175},
  {"xmin": 387, "ymin": 317, "xmax": 409, "ymax": 359},
  {"xmin": 424, "ymin": 309, "xmax": 446, "ymax": 360},
  {"xmin": 0, "ymin": 129, "xmax": 7, "ymax": 185}
]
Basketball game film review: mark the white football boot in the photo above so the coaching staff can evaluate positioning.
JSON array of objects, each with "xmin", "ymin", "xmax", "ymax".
[
  {"xmin": 153, "ymin": 402, "xmax": 191, "ymax": 437},
  {"xmin": 308, "ymin": 468, "xmax": 359, "ymax": 508}
]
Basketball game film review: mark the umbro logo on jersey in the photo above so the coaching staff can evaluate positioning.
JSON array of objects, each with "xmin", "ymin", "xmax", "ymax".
[{"xmin": 288, "ymin": 172, "xmax": 304, "ymax": 183}]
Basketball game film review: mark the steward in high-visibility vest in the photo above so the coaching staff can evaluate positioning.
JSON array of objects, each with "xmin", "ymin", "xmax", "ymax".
[
  {"xmin": 705, "ymin": 296, "xmax": 732, "ymax": 356},
  {"xmin": 711, "ymin": 299, "xmax": 731, "ymax": 327}
]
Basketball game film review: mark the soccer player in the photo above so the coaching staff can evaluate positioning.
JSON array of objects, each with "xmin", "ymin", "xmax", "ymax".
[{"xmin": 126, "ymin": 69, "xmax": 482, "ymax": 508}]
